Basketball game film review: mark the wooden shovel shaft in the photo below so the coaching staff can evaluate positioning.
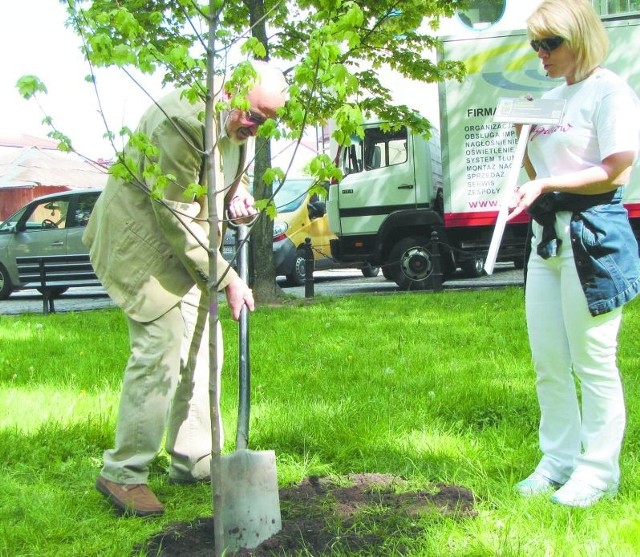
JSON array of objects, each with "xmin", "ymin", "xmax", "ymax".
[{"xmin": 236, "ymin": 225, "xmax": 250, "ymax": 450}]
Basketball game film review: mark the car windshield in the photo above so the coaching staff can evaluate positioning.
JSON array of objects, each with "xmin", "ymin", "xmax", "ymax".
[
  {"xmin": 274, "ymin": 178, "xmax": 316, "ymax": 213},
  {"xmin": 0, "ymin": 207, "xmax": 27, "ymax": 233}
]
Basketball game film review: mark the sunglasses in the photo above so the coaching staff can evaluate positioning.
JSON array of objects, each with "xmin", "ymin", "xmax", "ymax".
[
  {"xmin": 530, "ymin": 36, "xmax": 565, "ymax": 52},
  {"xmin": 245, "ymin": 110, "xmax": 268, "ymax": 126}
]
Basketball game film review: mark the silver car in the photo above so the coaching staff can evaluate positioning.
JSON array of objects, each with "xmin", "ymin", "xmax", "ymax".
[{"xmin": 0, "ymin": 188, "xmax": 102, "ymax": 299}]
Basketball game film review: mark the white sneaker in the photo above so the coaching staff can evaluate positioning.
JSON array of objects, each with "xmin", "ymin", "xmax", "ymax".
[
  {"xmin": 515, "ymin": 472, "xmax": 563, "ymax": 497},
  {"xmin": 550, "ymin": 478, "xmax": 618, "ymax": 508}
]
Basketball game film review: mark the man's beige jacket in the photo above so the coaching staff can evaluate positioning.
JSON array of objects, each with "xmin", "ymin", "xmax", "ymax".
[{"xmin": 83, "ymin": 89, "xmax": 246, "ymax": 322}]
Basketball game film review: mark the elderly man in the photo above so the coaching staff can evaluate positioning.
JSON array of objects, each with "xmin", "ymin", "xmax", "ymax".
[{"xmin": 84, "ymin": 61, "xmax": 287, "ymax": 517}]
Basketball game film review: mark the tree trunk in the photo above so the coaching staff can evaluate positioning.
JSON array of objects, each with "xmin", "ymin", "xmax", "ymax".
[
  {"xmin": 245, "ymin": 0, "xmax": 285, "ymax": 304},
  {"xmin": 252, "ymin": 138, "xmax": 284, "ymax": 303}
]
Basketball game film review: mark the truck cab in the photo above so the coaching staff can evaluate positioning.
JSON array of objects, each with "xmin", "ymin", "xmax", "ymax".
[{"xmin": 327, "ymin": 123, "xmax": 491, "ymax": 289}]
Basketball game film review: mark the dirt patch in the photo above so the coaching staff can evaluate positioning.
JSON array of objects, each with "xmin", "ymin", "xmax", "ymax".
[{"xmin": 136, "ymin": 473, "xmax": 476, "ymax": 556}]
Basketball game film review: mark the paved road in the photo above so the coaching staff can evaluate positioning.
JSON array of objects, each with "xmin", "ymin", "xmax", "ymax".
[
  {"xmin": 282, "ymin": 262, "xmax": 523, "ymax": 298},
  {"xmin": 0, "ymin": 287, "xmax": 116, "ymax": 316},
  {"xmin": 0, "ymin": 263, "xmax": 523, "ymax": 316}
]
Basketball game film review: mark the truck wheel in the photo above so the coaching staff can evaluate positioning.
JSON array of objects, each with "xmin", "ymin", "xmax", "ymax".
[
  {"xmin": 285, "ymin": 249, "xmax": 311, "ymax": 286},
  {"xmin": 381, "ymin": 265, "xmax": 395, "ymax": 281},
  {"xmin": 461, "ymin": 256, "xmax": 485, "ymax": 278},
  {"xmin": 0, "ymin": 264, "xmax": 14, "ymax": 300},
  {"xmin": 389, "ymin": 236, "xmax": 433, "ymax": 290},
  {"xmin": 361, "ymin": 264, "xmax": 380, "ymax": 278}
]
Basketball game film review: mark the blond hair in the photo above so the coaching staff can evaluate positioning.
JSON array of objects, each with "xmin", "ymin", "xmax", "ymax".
[{"xmin": 527, "ymin": 0, "xmax": 608, "ymax": 82}]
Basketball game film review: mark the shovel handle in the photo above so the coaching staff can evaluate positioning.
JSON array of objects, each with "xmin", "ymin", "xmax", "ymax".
[
  {"xmin": 484, "ymin": 124, "xmax": 531, "ymax": 275},
  {"xmin": 236, "ymin": 225, "xmax": 250, "ymax": 450}
]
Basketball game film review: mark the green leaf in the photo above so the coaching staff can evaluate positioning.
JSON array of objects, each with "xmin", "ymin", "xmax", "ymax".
[
  {"xmin": 112, "ymin": 44, "xmax": 136, "ymax": 66},
  {"xmin": 262, "ymin": 167, "xmax": 278, "ymax": 186},
  {"xmin": 16, "ymin": 75, "xmax": 48, "ymax": 99},
  {"xmin": 241, "ymin": 37, "xmax": 267, "ymax": 58},
  {"xmin": 255, "ymin": 198, "xmax": 277, "ymax": 219},
  {"xmin": 48, "ymin": 130, "xmax": 73, "ymax": 152},
  {"xmin": 184, "ymin": 182, "xmax": 207, "ymax": 200},
  {"xmin": 109, "ymin": 160, "xmax": 132, "ymax": 181}
]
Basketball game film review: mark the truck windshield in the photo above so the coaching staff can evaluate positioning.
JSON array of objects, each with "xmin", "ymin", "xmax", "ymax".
[{"xmin": 341, "ymin": 126, "xmax": 408, "ymax": 175}]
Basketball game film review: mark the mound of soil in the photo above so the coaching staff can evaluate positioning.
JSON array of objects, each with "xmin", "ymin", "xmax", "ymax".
[{"xmin": 137, "ymin": 473, "xmax": 476, "ymax": 556}]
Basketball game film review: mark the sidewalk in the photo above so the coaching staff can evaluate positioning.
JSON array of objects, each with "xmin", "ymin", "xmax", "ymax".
[
  {"xmin": 0, "ymin": 287, "xmax": 231, "ymax": 316},
  {"xmin": 1, "ymin": 266, "xmax": 524, "ymax": 316},
  {"xmin": 0, "ymin": 287, "xmax": 116, "ymax": 316}
]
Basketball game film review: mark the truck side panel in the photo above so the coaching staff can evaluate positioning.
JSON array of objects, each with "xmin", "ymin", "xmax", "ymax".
[{"xmin": 439, "ymin": 18, "xmax": 640, "ymax": 226}]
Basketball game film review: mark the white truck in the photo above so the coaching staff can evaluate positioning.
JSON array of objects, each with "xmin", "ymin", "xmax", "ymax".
[{"xmin": 327, "ymin": 1, "xmax": 640, "ymax": 290}]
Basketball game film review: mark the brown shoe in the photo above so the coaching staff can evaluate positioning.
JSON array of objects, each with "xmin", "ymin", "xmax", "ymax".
[{"xmin": 95, "ymin": 476, "xmax": 164, "ymax": 517}]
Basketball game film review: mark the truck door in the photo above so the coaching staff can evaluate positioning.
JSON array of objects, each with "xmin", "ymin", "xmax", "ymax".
[{"xmin": 334, "ymin": 125, "xmax": 417, "ymax": 236}]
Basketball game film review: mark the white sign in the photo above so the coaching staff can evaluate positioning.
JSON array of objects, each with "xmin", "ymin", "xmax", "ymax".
[{"xmin": 494, "ymin": 97, "xmax": 567, "ymax": 125}]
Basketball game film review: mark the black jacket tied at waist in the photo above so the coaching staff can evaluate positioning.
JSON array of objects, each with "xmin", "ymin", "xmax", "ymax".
[{"xmin": 527, "ymin": 189, "xmax": 620, "ymax": 259}]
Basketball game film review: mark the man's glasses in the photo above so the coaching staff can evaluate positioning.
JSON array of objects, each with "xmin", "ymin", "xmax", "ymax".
[
  {"xmin": 530, "ymin": 36, "xmax": 564, "ymax": 52},
  {"xmin": 245, "ymin": 110, "xmax": 268, "ymax": 126}
]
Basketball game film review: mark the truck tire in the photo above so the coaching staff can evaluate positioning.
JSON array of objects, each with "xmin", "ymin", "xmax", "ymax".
[
  {"xmin": 381, "ymin": 265, "xmax": 395, "ymax": 281},
  {"xmin": 388, "ymin": 236, "xmax": 433, "ymax": 291},
  {"xmin": 285, "ymin": 249, "xmax": 311, "ymax": 286},
  {"xmin": 461, "ymin": 256, "xmax": 485, "ymax": 278},
  {"xmin": 0, "ymin": 264, "xmax": 13, "ymax": 300},
  {"xmin": 361, "ymin": 264, "xmax": 380, "ymax": 278}
]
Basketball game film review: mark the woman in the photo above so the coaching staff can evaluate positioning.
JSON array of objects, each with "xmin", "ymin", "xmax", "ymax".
[{"xmin": 508, "ymin": 0, "xmax": 640, "ymax": 507}]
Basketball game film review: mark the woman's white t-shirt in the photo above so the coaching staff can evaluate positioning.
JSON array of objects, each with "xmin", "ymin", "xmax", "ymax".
[{"xmin": 526, "ymin": 68, "xmax": 640, "ymax": 243}]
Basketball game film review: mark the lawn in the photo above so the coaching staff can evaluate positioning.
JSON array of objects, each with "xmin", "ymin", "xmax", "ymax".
[{"xmin": 1, "ymin": 287, "xmax": 640, "ymax": 556}]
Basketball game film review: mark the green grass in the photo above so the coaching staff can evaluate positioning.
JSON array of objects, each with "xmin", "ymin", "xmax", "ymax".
[{"xmin": 2, "ymin": 287, "xmax": 640, "ymax": 556}]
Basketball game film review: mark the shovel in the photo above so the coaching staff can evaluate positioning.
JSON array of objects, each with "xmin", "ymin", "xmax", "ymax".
[{"xmin": 220, "ymin": 224, "xmax": 282, "ymax": 551}]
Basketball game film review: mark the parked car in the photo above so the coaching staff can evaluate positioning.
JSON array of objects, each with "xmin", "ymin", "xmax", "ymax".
[
  {"xmin": 0, "ymin": 188, "xmax": 102, "ymax": 299},
  {"xmin": 223, "ymin": 177, "xmax": 379, "ymax": 285}
]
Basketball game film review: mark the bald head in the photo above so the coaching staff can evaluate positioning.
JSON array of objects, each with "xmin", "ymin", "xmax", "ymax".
[
  {"xmin": 223, "ymin": 60, "xmax": 288, "ymax": 144},
  {"xmin": 246, "ymin": 60, "xmax": 288, "ymax": 119}
]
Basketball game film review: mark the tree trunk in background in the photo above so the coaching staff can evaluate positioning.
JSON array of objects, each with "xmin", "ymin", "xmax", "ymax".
[
  {"xmin": 245, "ymin": 0, "xmax": 284, "ymax": 304},
  {"xmin": 252, "ymin": 138, "xmax": 283, "ymax": 303}
]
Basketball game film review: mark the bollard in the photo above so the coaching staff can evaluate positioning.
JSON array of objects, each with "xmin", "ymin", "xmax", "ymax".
[
  {"xmin": 304, "ymin": 237, "xmax": 314, "ymax": 298},
  {"xmin": 429, "ymin": 231, "xmax": 443, "ymax": 292}
]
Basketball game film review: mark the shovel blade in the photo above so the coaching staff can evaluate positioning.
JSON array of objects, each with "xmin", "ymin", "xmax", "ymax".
[{"xmin": 219, "ymin": 449, "xmax": 282, "ymax": 551}]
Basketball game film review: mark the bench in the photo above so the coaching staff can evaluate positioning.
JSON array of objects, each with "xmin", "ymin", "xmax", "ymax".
[{"xmin": 16, "ymin": 254, "xmax": 101, "ymax": 314}]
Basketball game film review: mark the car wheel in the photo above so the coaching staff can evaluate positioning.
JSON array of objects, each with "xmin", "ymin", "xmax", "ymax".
[
  {"xmin": 361, "ymin": 264, "xmax": 380, "ymax": 278},
  {"xmin": 285, "ymin": 249, "xmax": 311, "ymax": 286},
  {"xmin": 461, "ymin": 255, "xmax": 485, "ymax": 278},
  {"xmin": 37, "ymin": 287, "xmax": 69, "ymax": 298},
  {"xmin": 388, "ymin": 236, "xmax": 433, "ymax": 291},
  {"xmin": 0, "ymin": 264, "xmax": 14, "ymax": 300}
]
